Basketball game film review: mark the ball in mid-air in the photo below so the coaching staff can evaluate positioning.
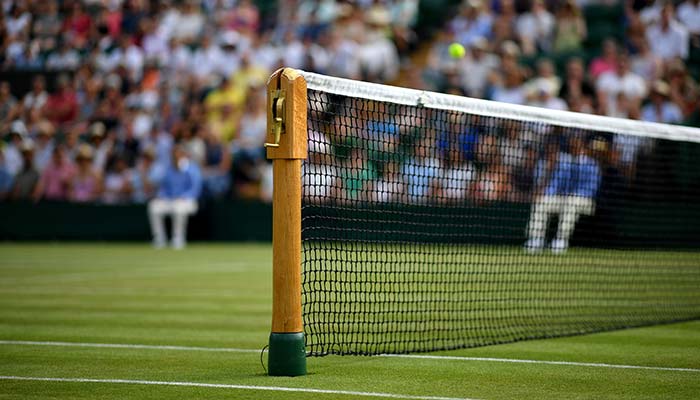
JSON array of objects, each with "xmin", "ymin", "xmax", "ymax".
[{"xmin": 448, "ymin": 42, "xmax": 466, "ymax": 59}]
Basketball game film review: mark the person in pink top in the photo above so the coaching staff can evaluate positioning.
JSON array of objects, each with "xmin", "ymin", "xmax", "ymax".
[
  {"xmin": 588, "ymin": 38, "xmax": 618, "ymax": 80},
  {"xmin": 69, "ymin": 144, "xmax": 102, "ymax": 203},
  {"xmin": 33, "ymin": 145, "xmax": 76, "ymax": 201}
]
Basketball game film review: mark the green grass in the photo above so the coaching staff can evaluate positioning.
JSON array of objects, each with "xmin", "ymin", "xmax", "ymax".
[{"xmin": 0, "ymin": 243, "xmax": 699, "ymax": 399}]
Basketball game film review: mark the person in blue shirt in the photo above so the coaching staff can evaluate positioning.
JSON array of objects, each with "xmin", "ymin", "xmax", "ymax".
[
  {"xmin": 147, "ymin": 145, "xmax": 202, "ymax": 249},
  {"xmin": 525, "ymin": 135, "xmax": 601, "ymax": 253}
]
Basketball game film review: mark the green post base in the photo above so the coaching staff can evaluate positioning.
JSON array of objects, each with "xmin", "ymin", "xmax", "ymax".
[{"xmin": 268, "ymin": 332, "xmax": 307, "ymax": 376}]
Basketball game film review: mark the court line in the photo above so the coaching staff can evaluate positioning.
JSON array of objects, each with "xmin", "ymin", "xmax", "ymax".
[
  {"xmin": 378, "ymin": 354, "xmax": 700, "ymax": 373},
  {"xmin": 1, "ymin": 340, "xmax": 698, "ymax": 373},
  {"xmin": 0, "ymin": 376, "xmax": 474, "ymax": 400},
  {"xmin": 0, "ymin": 340, "xmax": 259, "ymax": 353}
]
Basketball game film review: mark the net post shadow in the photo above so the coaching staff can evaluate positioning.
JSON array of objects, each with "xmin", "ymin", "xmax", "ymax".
[{"xmin": 265, "ymin": 68, "xmax": 308, "ymax": 376}]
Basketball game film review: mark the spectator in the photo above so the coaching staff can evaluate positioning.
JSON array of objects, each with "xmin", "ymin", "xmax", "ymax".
[
  {"xmin": 589, "ymin": 38, "xmax": 619, "ymax": 79},
  {"xmin": 70, "ymin": 144, "xmax": 102, "ymax": 203},
  {"xmin": 552, "ymin": 0, "xmax": 586, "ymax": 54},
  {"xmin": 0, "ymin": 81, "xmax": 18, "ymax": 121},
  {"xmin": 450, "ymin": 0, "xmax": 493, "ymax": 48},
  {"xmin": 525, "ymin": 136, "xmax": 601, "ymax": 253},
  {"xmin": 0, "ymin": 147, "xmax": 12, "ymax": 200},
  {"xmin": 436, "ymin": 146, "xmax": 475, "ymax": 203},
  {"xmin": 646, "ymin": 2, "xmax": 689, "ymax": 61},
  {"xmin": 596, "ymin": 55, "xmax": 647, "ymax": 115},
  {"xmin": 45, "ymin": 40, "xmax": 81, "ymax": 70},
  {"xmin": 130, "ymin": 148, "xmax": 162, "ymax": 203},
  {"xmin": 201, "ymin": 127, "xmax": 231, "ymax": 198},
  {"xmin": 560, "ymin": 57, "xmax": 595, "ymax": 105},
  {"xmin": 22, "ymin": 76, "xmax": 48, "ymax": 111},
  {"xmin": 33, "ymin": 145, "xmax": 76, "ymax": 201},
  {"xmin": 677, "ymin": 0, "xmax": 700, "ymax": 48},
  {"xmin": 630, "ymin": 40, "xmax": 663, "ymax": 82},
  {"xmin": 43, "ymin": 74, "xmax": 78, "ymax": 127},
  {"xmin": 461, "ymin": 38, "xmax": 500, "ymax": 98},
  {"xmin": 10, "ymin": 140, "xmax": 39, "ymax": 200},
  {"xmin": 491, "ymin": 62, "xmax": 526, "ymax": 105},
  {"xmin": 641, "ymin": 80, "xmax": 683, "ymax": 124},
  {"xmin": 32, "ymin": 120, "xmax": 54, "ymax": 172},
  {"xmin": 3, "ymin": 122, "xmax": 26, "ymax": 177},
  {"xmin": 148, "ymin": 145, "xmax": 202, "ymax": 249},
  {"xmin": 102, "ymin": 156, "xmax": 132, "ymax": 204},
  {"xmin": 516, "ymin": 0, "xmax": 555, "ymax": 55},
  {"xmin": 403, "ymin": 140, "xmax": 440, "ymax": 203},
  {"xmin": 303, "ymin": 131, "xmax": 339, "ymax": 204}
]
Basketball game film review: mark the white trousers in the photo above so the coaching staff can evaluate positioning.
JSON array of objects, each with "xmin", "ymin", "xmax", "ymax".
[
  {"xmin": 527, "ymin": 195, "xmax": 595, "ymax": 244},
  {"xmin": 148, "ymin": 198, "xmax": 198, "ymax": 247}
]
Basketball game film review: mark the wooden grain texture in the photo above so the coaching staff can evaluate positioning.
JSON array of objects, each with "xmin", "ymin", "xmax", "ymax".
[
  {"xmin": 268, "ymin": 68, "xmax": 307, "ymax": 333},
  {"xmin": 270, "ymin": 159, "xmax": 303, "ymax": 333}
]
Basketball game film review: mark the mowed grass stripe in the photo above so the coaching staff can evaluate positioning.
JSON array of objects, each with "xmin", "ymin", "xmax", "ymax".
[
  {"xmin": 1, "ymin": 339, "xmax": 699, "ymax": 373},
  {"xmin": 0, "ymin": 376, "xmax": 476, "ymax": 400},
  {"xmin": 1, "ymin": 244, "xmax": 699, "ymax": 400}
]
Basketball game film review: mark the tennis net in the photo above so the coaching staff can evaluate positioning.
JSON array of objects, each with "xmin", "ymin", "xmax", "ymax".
[{"xmin": 296, "ymin": 71, "xmax": 700, "ymax": 356}]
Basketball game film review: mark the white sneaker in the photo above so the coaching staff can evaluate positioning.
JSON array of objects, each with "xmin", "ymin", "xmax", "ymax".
[
  {"xmin": 551, "ymin": 239, "xmax": 568, "ymax": 254},
  {"xmin": 524, "ymin": 238, "xmax": 544, "ymax": 253},
  {"xmin": 152, "ymin": 239, "xmax": 166, "ymax": 249}
]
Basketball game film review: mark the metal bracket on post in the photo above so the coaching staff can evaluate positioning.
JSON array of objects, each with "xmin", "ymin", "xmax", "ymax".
[{"xmin": 265, "ymin": 90, "xmax": 285, "ymax": 148}]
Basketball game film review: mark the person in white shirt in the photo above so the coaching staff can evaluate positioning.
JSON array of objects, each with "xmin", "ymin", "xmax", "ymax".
[
  {"xmin": 461, "ymin": 38, "xmax": 500, "ymax": 98},
  {"xmin": 677, "ymin": 0, "xmax": 700, "ymax": 36},
  {"xmin": 596, "ymin": 55, "xmax": 647, "ymax": 115},
  {"xmin": 516, "ymin": 0, "xmax": 555, "ymax": 54},
  {"xmin": 645, "ymin": 2, "xmax": 689, "ymax": 60}
]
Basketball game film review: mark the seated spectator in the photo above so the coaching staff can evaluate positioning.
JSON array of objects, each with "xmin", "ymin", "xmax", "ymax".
[
  {"xmin": 461, "ymin": 38, "xmax": 500, "ymax": 98},
  {"xmin": 516, "ymin": 0, "xmax": 555, "ymax": 55},
  {"xmin": 450, "ymin": 0, "xmax": 493, "ymax": 48},
  {"xmin": 147, "ymin": 145, "xmax": 202, "ymax": 249},
  {"xmin": 436, "ymin": 146, "xmax": 475, "ymax": 203},
  {"xmin": 102, "ymin": 156, "xmax": 132, "ymax": 204},
  {"xmin": 641, "ymin": 80, "xmax": 683, "ymax": 124},
  {"xmin": 130, "ymin": 148, "xmax": 163, "ymax": 203},
  {"xmin": 0, "ymin": 82, "xmax": 18, "ymax": 122},
  {"xmin": 630, "ymin": 40, "xmax": 663, "ymax": 82},
  {"xmin": 0, "ymin": 148, "xmax": 13, "ymax": 200},
  {"xmin": 3, "ymin": 122, "xmax": 26, "ymax": 177},
  {"xmin": 43, "ymin": 74, "xmax": 78, "ymax": 128},
  {"xmin": 33, "ymin": 145, "xmax": 76, "ymax": 201},
  {"xmin": 303, "ymin": 131, "xmax": 339, "ymax": 204},
  {"xmin": 552, "ymin": 0, "xmax": 586, "ymax": 54},
  {"xmin": 596, "ymin": 55, "xmax": 647, "ymax": 116},
  {"xmin": 22, "ymin": 76, "xmax": 48, "ymax": 112},
  {"xmin": 403, "ymin": 140, "xmax": 440, "ymax": 203},
  {"xmin": 646, "ymin": 2, "xmax": 689, "ymax": 61},
  {"xmin": 70, "ymin": 145, "xmax": 102, "ymax": 203},
  {"xmin": 560, "ymin": 57, "xmax": 595, "ymax": 104},
  {"xmin": 368, "ymin": 161, "xmax": 405, "ymax": 204},
  {"xmin": 589, "ymin": 38, "xmax": 619, "ymax": 80},
  {"xmin": 201, "ymin": 127, "xmax": 232, "ymax": 198},
  {"xmin": 32, "ymin": 120, "xmax": 55, "ymax": 172},
  {"xmin": 491, "ymin": 63, "xmax": 526, "ymax": 105},
  {"xmin": 10, "ymin": 140, "xmax": 40, "ymax": 200},
  {"xmin": 677, "ymin": 0, "xmax": 700, "ymax": 48}
]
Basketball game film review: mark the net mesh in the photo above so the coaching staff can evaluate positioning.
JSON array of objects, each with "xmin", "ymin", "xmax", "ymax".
[{"xmin": 300, "ymin": 83, "xmax": 700, "ymax": 356}]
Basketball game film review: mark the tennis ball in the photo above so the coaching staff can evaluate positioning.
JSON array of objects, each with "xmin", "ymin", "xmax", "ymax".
[{"xmin": 448, "ymin": 43, "xmax": 466, "ymax": 59}]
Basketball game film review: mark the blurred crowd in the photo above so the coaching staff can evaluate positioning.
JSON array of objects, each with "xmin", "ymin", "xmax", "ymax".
[
  {"xmin": 0, "ymin": 0, "xmax": 698, "ymax": 206},
  {"xmin": 0, "ymin": 0, "xmax": 416, "ymax": 203},
  {"xmin": 423, "ymin": 0, "xmax": 699, "ymax": 122}
]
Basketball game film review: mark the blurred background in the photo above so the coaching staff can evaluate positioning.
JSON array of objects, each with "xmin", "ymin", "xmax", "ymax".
[{"xmin": 0, "ymin": 0, "xmax": 698, "ymax": 241}]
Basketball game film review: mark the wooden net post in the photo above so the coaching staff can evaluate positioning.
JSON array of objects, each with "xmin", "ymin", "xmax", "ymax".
[{"xmin": 265, "ymin": 68, "xmax": 307, "ymax": 376}]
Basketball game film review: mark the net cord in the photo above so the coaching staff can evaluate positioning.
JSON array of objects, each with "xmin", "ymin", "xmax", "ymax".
[{"xmin": 299, "ymin": 70, "xmax": 700, "ymax": 144}]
